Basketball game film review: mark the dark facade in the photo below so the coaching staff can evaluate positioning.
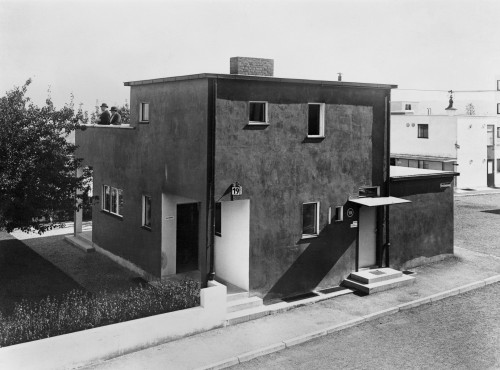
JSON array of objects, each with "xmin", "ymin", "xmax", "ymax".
[{"xmin": 77, "ymin": 64, "xmax": 454, "ymax": 301}]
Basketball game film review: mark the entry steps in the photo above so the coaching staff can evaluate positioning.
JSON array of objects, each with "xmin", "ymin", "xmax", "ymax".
[
  {"xmin": 64, "ymin": 232, "xmax": 95, "ymax": 253},
  {"xmin": 342, "ymin": 268, "xmax": 415, "ymax": 294}
]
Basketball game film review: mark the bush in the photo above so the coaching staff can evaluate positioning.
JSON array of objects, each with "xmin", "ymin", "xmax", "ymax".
[{"xmin": 0, "ymin": 278, "xmax": 200, "ymax": 347}]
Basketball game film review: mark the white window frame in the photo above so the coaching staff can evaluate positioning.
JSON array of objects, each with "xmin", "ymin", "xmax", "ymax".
[
  {"xmin": 248, "ymin": 101, "xmax": 268, "ymax": 125},
  {"xmin": 302, "ymin": 202, "xmax": 320, "ymax": 238},
  {"xmin": 139, "ymin": 102, "xmax": 150, "ymax": 123},
  {"xmin": 307, "ymin": 103, "xmax": 325, "ymax": 138},
  {"xmin": 142, "ymin": 195, "xmax": 152, "ymax": 229},
  {"xmin": 102, "ymin": 184, "xmax": 123, "ymax": 217}
]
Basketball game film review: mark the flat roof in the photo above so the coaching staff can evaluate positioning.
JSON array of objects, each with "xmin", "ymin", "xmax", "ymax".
[
  {"xmin": 124, "ymin": 73, "xmax": 397, "ymax": 89},
  {"xmin": 390, "ymin": 165, "xmax": 459, "ymax": 181}
]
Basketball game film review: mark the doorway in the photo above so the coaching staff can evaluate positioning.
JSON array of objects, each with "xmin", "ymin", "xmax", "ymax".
[
  {"xmin": 359, "ymin": 207, "xmax": 377, "ymax": 269},
  {"xmin": 487, "ymin": 159, "xmax": 494, "ymax": 187},
  {"xmin": 176, "ymin": 203, "xmax": 199, "ymax": 273}
]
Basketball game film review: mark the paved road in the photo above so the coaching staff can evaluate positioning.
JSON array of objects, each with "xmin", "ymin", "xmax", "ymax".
[{"xmin": 231, "ymin": 282, "xmax": 500, "ymax": 370}]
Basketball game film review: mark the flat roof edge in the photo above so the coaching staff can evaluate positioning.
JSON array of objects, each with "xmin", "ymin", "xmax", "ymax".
[
  {"xmin": 124, "ymin": 73, "xmax": 397, "ymax": 89},
  {"xmin": 391, "ymin": 172, "xmax": 460, "ymax": 182}
]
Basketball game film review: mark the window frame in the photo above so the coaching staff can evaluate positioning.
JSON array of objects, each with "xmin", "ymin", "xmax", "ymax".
[
  {"xmin": 405, "ymin": 104, "xmax": 412, "ymax": 110},
  {"xmin": 497, "ymin": 103, "xmax": 500, "ymax": 115},
  {"xmin": 497, "ymin": 127, "xmax": 500, "ymax": 139},
  {"xmin": 248, "ymin": 101, "xmax": 268, "ymax": 125},
  {"xmin": 497, "ymin": 159, "xmax": 500, "ymax": 173},
  {"xmin": 307, "ymin": 103, "xmax": 325, "ymax": 138},
  {"xmin": 142, "ymin": 195, "xmax": 152, "ymax": 229},
  {"xmin": 334, "ymin": 206, "xmax": 343, "ymax": 222},
  {"xmin": 139, "ymin": 102, "xmax": 150, "ymax": 123},
  {"xmin": 417, "ymin": 124, "xmax": 429, "ymax": 139},
  {"xmin": 487, "ymin": 125, "xmax": 494, "ymax": 146},
  {"xmin": 102, "ymin": 185, "xmax": 123, "ymax": 217},
  {"xmin": 302, "ymin": 202, "xmax": 320, "ymax": 238}
]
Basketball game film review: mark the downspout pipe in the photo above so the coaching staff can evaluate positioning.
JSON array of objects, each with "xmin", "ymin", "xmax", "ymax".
[
  {"xmin": 384, "ymin": 93, "xmax": 391, "ymax": 267},
  {"xmin": 207, "ymin": 77, "xmax": 217, "ymax": 282}
]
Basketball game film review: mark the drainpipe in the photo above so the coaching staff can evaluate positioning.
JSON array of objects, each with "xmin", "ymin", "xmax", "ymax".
[
  {"xmin": 384, "ymin": 94, "xmax": 391, "ymax": 267},
  {"xmin": 207, "ymin": 77, "xmax": 217, "ymax": 283}
]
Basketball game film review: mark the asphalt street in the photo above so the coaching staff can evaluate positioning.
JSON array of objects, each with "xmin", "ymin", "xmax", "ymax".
[
  {"xmin": 231, "ymin": 282, "xmax": 500, "ymax": 370},
  {"xmin": 230, "ymin": 193, "xmax": 500, "ymax": 370}
]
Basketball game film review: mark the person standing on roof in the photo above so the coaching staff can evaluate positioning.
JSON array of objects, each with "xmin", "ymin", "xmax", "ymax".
[
  {"xmin": 110, "ymin": 106, "xmax": 122, "ymax": 125},
  {"xmin": 96, "ymin": 103, "xmax": 111, "ymax": 125}
]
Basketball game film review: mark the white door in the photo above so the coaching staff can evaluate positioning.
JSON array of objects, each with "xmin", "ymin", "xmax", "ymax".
[
  {"xmin": 214, "ymin": 200, "xmax": 250, "ymax": 291},
  {"xmin": 359, "ymin": 207, "xmax": 377, "ymax": 268}
]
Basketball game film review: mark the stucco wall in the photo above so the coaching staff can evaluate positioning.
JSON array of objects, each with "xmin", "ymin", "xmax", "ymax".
[
  {"xmin": 76, "ymin": 78, "xmax": 209, "ymax": 278},
  {"xmin": 214, "ymin": 79, "xmax": 390, "ymax": 299},
  {"xmin": 389, "ymin": 176, "xmax": 455, "ymax": 269},
  {"xmin": 391, "ymin": 115, "xmax": 457, "ymax": 158}
]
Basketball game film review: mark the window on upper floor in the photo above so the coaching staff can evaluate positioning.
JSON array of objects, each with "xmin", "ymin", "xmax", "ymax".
[
  {"xmin": 497, "ymin": 80, "xmax": 500, "ymax": 91},
  {"xmin": 497, "ymin": 127, "xmax": 500, "ymax": 138},
  {"xmin": 359, "ymin": 186, "xmax": 380, "ymax": 198},
  {"xmin": 307, "ymin": 103, "xmax": 325, "ymax": 137},
  {"xmin": 142, "ymin": 195, "xmax": 152, "ymax": 229},
  {"xmin": 405, "ymin": 104, "xmax": 412, "ymax": 110},
  {"xmin": 248, "ymin": 102, "xmax": 268, "ymax": 124},
  {"xmin": 102, "ymin": 185, "xmax": 123, "ymax": 217},
  {"xmin": 302, "ymin": 202, "xmax": 319, "ymax": 238},
  {"xmin": 140, "ymin": 102, "xmax": 150, "ymax": 123},
  {"xmin": 497, "ymin": 159, "xmax": 500, "ymax": 173},
  {"xmin": 418, "ymin": 124, "xmax": 429, "ymax": 139},
  {"xmin": 334, "ymin": 206, "xmax": 343, "ymax": 222},
  {"xmin": 497, "ymin": 103, "xmax": 500, "ymax": 115}
]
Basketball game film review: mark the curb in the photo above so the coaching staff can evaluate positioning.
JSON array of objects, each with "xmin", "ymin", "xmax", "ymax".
[{"xmin": 198, "ymin": 274, "xmax": 500, "ymax": 370}]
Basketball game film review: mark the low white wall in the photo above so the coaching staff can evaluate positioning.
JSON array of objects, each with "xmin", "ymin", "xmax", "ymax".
[{"xmin": 0, "ymin": 281, "xmax": 227, "ymax": 370}]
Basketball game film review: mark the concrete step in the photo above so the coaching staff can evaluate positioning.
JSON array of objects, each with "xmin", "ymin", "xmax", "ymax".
[
  {"xmin": 349, "ymin": 268, "xmax": 403, "ymax": 284},
  {"xmin": 225, "ymin": 304, "xmax": 270, "ymax": 326},
  {"xmin": 342, "ymin": 274, "xmax": 415, "ymax": 294},
  {"xmin": 64, "ymin": 234, "xmax": 95, "ymax": 253},
  {"xmin": 227, "ymin": 291, "xmax": 249, "ymax": 302},
  {"xmin": 227, "ymin": 296, "xmax": 263, "ymax": 313}
]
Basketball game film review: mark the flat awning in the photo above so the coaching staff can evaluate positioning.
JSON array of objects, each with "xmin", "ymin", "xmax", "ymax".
[{"xmin": 349, "ymin": 196, "xmax": 411, "ymax": 207}]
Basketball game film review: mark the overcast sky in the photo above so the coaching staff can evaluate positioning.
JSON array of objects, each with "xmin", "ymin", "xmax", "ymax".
[{"xmin": 1, "ymin": 0, "xmax": 500, "ymax": 112}]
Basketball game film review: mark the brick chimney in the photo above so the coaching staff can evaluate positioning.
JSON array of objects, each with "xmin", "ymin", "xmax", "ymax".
[{"xmin": 230, "ymin": 57, "xmax": 274, "ymax": 77}]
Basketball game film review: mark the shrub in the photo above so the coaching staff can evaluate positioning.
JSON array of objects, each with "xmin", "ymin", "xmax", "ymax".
[{"xmin": 0, "ymin": 278, "xmax": 200, "ymax": 347}]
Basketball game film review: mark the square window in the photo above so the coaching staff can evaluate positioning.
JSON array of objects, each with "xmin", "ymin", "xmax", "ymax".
[
  {"xmin": 308, "ymin": 103, "xmax": 325, "ymax": 137},
  {"xmin": 215, "ymin": 202, "xmax": 221, "ymax": 236},
  {"xmin": 405, "ymin": 104, "xmax": 412, "ymax": 110},
  {"xmin": 249, "ymin": 102, "xmax": 267, "ymax": 124},
  {"xmin": 302, "ymin": 202, "xmax": 319, "ymax": 238},
  {"xmin": 418, "ymin": 124, "xmax": 428, "ymax": 138},
  {"xmin": 140, "ymin": 103, "xmax": 150, "ymax": 122},
  {"xmin": 143, "ymin": 195, "xmax": 151, "ymax": 229}
]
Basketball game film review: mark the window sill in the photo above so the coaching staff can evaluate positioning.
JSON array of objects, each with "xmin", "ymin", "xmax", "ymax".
[
  {"xmin": 301, "ymin": 234, "xmax": 319, "ymax": 240},
  {"xmin": 303, "ymin": 137, "xmax": 325, "ymax": 143},
  {"xmin": 248, "ymin": 122, "xmax": 269, "ymax": 126},
  {"xmin": 141, "ymin": 226, "xmax": 152, "ymax": 231},
  {"xmin": 101, "ymin": 210, "xmax": 124, "ymax": 220},
  {"xmin": 138, "ymin": 121, "xmax": 150, "ymax": 124}
]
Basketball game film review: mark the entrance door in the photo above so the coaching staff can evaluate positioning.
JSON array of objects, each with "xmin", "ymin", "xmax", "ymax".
[
  {"xmin": 359, "ymin": 207, "xmax": 377, "ymax": 268},
  {"xmin": 176, "ymin": 203, "xmax": 199, "ymax": 273},
  {"xmin": 487, "ymin": 159, "xmax": 494, "ymax": 187}
]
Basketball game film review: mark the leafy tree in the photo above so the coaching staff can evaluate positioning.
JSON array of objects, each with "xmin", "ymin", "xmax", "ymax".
[{"xmin": 0, "ymin": 79, "xmax": 91, "ymax": 233}]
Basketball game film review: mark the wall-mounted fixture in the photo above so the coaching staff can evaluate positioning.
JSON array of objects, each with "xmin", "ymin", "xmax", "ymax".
[
  {"xmin": 411, "ymin": 123, "xmax": 415, "ymax": 127},
  {"xmin": 406, "ymin": 123, "xmax": 410, "ymax": 127}
]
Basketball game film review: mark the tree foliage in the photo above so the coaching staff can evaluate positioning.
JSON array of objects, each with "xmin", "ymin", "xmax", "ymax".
[{"xmin": 0, "ymin": 79, "xmax": 91, "ymax": 233}]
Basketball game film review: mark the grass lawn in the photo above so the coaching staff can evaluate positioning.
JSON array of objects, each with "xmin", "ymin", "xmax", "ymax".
[{"xmin": 0, "ymin": 232, "xmax": 85, "ymax": 316}]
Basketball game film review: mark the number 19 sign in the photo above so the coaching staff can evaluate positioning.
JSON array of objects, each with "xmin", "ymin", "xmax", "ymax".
[{"xmin": 231, "ymin": 185, "xmax": 242, "ymax": 196}]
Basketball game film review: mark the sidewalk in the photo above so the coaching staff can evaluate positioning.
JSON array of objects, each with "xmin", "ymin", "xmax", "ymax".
[{"xmin": 84, "ymin": 246, "xmax": 500, "ymax": 370}]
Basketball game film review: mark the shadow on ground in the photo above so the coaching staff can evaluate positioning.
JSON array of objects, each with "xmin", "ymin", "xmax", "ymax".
[{"xmin": 0, "ymin": 232, "xmax": 85, "ymax": 315}]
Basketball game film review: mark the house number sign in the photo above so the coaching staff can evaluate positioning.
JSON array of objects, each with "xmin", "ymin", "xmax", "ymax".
[
  {"xmin": 346, "ymin": 208, "xmax": 354, "ymax": 218},
  {"xmin": 231, "ymin": 185, "xmax": 242, "ymax": 196}
]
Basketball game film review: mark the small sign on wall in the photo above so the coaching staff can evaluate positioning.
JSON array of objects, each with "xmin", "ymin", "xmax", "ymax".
[
  {"xmin": 231, "ymin": 185, "xmax": 242, "ymax": 196},
  {"xmin": 350, "ymin": 221, "xmax": 358, "ymax": 228}
]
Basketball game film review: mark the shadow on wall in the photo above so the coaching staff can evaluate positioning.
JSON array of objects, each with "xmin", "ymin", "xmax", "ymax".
[{"xmin": 263, "ymin": 217, "xmax": 357, "ymax": 301}]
